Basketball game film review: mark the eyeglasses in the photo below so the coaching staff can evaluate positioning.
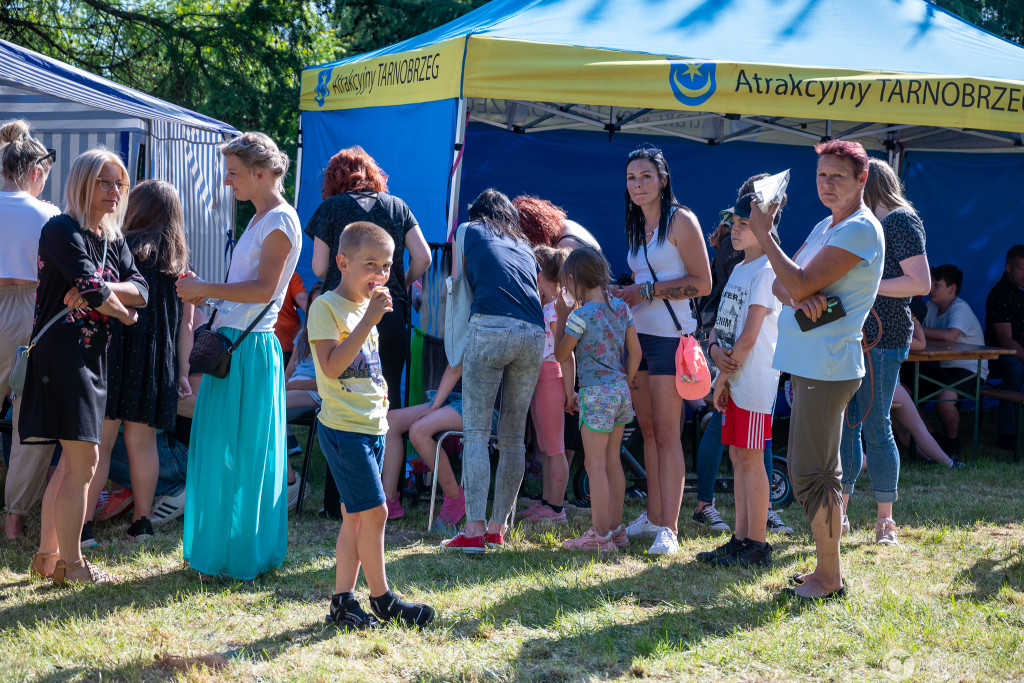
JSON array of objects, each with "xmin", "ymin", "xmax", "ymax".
[
  {"xmin": 628, "ymin": 145, "xmax": 663, "ymax": 159},
  {"xmin": 36, "ymin": 149, "xmax": 56, "ymax": 164},
  {"xmin": 96, "ymin": 177, "xmax": 129, "ymax": 194}
]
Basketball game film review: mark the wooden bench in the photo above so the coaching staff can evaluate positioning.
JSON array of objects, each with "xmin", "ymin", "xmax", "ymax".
[{"xmin": 981, "ymin": 387, "xmax": 1024, "ymax": 461}]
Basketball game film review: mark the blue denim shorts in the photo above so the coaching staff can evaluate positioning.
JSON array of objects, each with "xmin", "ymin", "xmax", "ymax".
[
  {"xmin": 318, "ymin": 426, "xmax": 386, "ymax": 514},
  {"xmin": 637, "ymin": 333, "xmax": 678, "ymax": 376}
]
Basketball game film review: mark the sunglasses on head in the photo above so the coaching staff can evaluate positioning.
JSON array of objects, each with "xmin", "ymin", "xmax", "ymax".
[
  {"xmin": 628, "ymin": 146, "xmax": 663, "ymax": 159},
  {"xmin": 36, "ymin": 148, "xmax": 56, "ymax": 164}
]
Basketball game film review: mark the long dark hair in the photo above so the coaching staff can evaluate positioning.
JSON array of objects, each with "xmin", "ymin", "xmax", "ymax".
[
  {"xmin": 468, "ymin": 188, "xmax": 525, "ymax": 242},
  {"xmin": 624, "ymin": 147, "xmax": 683, "ymax": 255},
  {"xmin": 122, "ymin": 179, "xmax": 190, "ymax": 276}
]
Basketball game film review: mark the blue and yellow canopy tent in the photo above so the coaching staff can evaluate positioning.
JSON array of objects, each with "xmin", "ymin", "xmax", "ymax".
[
  {"xmin": 0, "ymin": 38, "xmax": 240, "ymax": 283},
  {"xmin": 297, "ymin": 0, "xmax": 1024, "ymax": 321}
]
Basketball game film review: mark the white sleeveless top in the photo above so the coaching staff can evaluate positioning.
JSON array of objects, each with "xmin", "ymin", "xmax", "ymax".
[{"xmin": 625, "ymin": 209, "xmax": 697, "ymax": 338}]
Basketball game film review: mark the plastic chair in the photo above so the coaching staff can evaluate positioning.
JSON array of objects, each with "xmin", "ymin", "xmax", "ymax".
[{"xmin": 287, "ymin": 407, "xmax": 320, "ymax": 515}]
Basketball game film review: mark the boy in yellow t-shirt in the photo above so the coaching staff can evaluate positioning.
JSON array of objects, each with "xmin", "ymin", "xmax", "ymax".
[{"xmin": 308, "ymin": 221, "xmax": 435, "ymax": 630}]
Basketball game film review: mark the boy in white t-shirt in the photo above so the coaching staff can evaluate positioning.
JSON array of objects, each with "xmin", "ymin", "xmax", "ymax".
[
  {"xmin": 697, "ymin": 193, "xmax": 782, "ymax": 567},
  {"xmin": 921, "ymin": 264, "xmax": 988, "ymax": 454}
]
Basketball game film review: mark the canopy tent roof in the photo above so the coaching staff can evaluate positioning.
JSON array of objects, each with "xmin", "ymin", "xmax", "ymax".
[
  {"xmin": 300, "ymin": 0, "xmax": 1024, "ymax": 150},
  {"xmin": 0, "ymin": 38, "xmax": 236, "ymax": 135}
]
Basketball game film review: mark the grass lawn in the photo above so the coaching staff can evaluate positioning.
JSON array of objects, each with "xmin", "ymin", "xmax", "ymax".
[{"xmin": 1, "ymin": 424, "xmax": 1022, "ymax": 682}]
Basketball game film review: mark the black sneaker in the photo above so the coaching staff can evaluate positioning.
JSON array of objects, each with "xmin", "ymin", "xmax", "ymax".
[
  {"xmin": 127, "ymin": 516, "xmax": 154, "ymax": 541},
  {"xmin": 81, "ymin": 521, "xmax": 97, "ymax": 549},
  {"xmin": 370, "ymin": 591, "xmax": 436, "ymax": 628},
  {"xmin": 733, "ymin": 540, "xmax": 770, "ymax": 565},
  {"xmin": 691, "ymin": 503, "xmax": 731, "ymax": 533},
  {"xmin": 696, "ymin": 535, "xmax": 743, "ymax": 564},
  {"xmin": 326, "ymin": 598, "xmax": 382, "ymax": 631}
]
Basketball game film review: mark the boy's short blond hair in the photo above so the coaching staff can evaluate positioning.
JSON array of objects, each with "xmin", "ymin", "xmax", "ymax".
[{"xmin": 338, "ymin": 221, "xmax": 394, "ymax": 255}]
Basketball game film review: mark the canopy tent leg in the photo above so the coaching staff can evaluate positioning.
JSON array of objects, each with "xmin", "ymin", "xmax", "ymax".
[
  {"xmin": 294, "ymin": 124, "xmax": 303, "ymax": 208},
  {"xmin": 447, "ymin": 98, "xmax": 468, "ymax": 239}
]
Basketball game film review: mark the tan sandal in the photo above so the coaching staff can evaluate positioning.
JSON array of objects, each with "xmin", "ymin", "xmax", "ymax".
[
  {"xmin": 30, "ymin": 552, "xmax": 59, "ymax": 580},
  {"xmin": 52, "ymin": 559, "xmax": 120, "ymax": 586}
]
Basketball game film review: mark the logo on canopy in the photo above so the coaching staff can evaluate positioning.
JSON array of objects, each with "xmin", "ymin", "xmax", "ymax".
[
  {"xmin": 669, "ymin": 61, "xmax": 716, "ymax": 106},
  {"xmin": 315, "ymin": 67, "xmax": 333, "ymax": 107}
]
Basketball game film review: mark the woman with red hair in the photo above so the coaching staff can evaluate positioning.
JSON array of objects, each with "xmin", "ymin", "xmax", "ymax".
[
  {"xmin": 512, "ymin": 195, "xmax": 601, "ymax": 251},
  {"xmin": 745, "ymin": 139, "xmax": 884, "ymax": 600},
  {"xmin": 304, "ymin": 146, "xmax": 431, "ymax": 415}
]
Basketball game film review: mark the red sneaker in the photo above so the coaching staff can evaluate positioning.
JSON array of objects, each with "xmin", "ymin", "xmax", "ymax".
[
  {"xmin": 484, "ymin": 530, "xmax": 505, "ymax": 548},
  {"xmin": 440, "ymin": 531, "xmax": 486, "ymax": 554},
  {"xmin": 95, "ymin": 488, "xmax": 134, "ymax": 522}
]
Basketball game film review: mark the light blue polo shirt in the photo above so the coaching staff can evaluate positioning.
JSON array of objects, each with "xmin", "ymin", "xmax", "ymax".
[{"xmin": 773, "ymin": 206, "xmax": 884, "ymax": 381}]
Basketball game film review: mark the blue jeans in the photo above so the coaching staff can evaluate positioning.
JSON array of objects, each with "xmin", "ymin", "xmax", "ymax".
[
  {"xmin": 696, "ymin": 410, "xmax": 773, "ymax": 504},
  {"xmin": 108, "ymin": 432, "xmax": 187, "ymax": 497},
  {"xmin": 462, "ymin": 314, "xmax": 544, "ymax": 527},
  {"xmin": 991, "ymin": 354, "xmax": 1024, "ymax": 435},
  {"xmin": 840, "ymin": 345, "xmax": 908, "ymax": 503}
]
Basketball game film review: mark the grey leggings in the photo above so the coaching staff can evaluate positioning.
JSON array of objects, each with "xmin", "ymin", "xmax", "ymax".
[{"xmin": 461, "ymin": 314, "xmax": 544, "ymax": 527}]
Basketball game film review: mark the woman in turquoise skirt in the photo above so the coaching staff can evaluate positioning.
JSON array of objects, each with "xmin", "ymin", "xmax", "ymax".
[{"xmin": 176, "ymin": 132, "xmax": 302, "ymax": 581}]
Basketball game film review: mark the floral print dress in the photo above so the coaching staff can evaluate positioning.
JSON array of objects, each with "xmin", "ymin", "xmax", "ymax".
[{"xmin": 19, "ymin": 214, "xmax": 147, "ymax": 445}]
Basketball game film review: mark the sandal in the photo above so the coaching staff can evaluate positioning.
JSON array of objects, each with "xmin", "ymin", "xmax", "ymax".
[
  {"xmin": 30, "ymin": 552, "xmax": 59, "ymax": 580},
  {"xmin": 52, "ymin": 559, "xmax": 120, "ymax": 586}
]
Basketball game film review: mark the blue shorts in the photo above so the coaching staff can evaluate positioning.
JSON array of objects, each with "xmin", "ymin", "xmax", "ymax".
[
  {"xmin": 637, "ymin": 333, "xmax": 678, "ymax": 376},
  {"xmin": 318, "ymin": 426, "xmax": 386, "ymax": 514}
]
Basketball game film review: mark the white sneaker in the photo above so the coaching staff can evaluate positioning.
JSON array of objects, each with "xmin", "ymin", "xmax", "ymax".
[
  {"xmin": 625, "ymin": 511, "xmax": 661, "ymax": 539},
  {"xmin": 646, "ymin": 526, "xmax": 679, "ymax": 555},
  {"xmin": 151, "ymin": 488, "xmax": 186, "ymax": 524},
  {"xmin": 288, "ymin": 479, "xmax": 313, "ymax": 511}
]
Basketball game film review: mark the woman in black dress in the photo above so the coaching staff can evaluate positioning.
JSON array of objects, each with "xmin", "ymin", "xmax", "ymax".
[
  {"xmin": 24, "ymin": 149, "xmax": 148, "ymax": 585},
  {"xmin": 84, "ymin": 180, "xmax": 193, "ymax": 544}
]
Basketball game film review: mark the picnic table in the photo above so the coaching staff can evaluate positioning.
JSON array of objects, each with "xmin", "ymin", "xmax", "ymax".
[{"xmin": 906, "ymin": 341, "xmax": 1017, "ymax": 460}]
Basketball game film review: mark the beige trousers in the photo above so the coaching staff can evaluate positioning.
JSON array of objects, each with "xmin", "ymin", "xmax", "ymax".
[{"xmin": 0, "ymin": 284, "xmax": 55, "ymax": 515}]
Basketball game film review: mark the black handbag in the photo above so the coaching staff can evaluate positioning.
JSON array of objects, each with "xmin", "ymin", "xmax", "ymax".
[{"xmin": 189, "ymin": 301, "xmax": 274, "ymax": 378}]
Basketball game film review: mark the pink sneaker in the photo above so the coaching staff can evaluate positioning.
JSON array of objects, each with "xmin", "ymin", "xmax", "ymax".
[
  {"xmin": 610, "ymin": 524, "xmax": 629, "ymax": 548},
  {"xmin": 386, "ymin": 496, "xmax": 404, "ymax": 520},
  {"xmin": 531, "ymin": 505, "xmax": 567, "ymax": 525},
  {"xmin": 437, "ymin": 488, "xmax": 466, "ymax": 527},
  {"xmin": 561, "ymin": 527, "xmax": 615, "ymax": 552},
  {"xmin": 519, "ymin": 502, "xmax": 545, "ymax": 521}
]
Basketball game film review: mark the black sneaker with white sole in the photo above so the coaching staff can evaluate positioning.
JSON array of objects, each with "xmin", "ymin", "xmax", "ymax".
[
  {"xmin": 691, "ymin": 504, "xmax": 731, "ymax": 533},
  {"xmin": 126, "ymin": 516, "xmax": 154, "ymax": 541},
  {"xmin": 766, "ymin": 509, "xmax": 794, "ymax": 535},
  {"xmin": 326, "ymin": 598, "xmax": 382, "ymax": 631},
  {"xmin": 81, "ymin": 520, "xmax": 97, "ymax": 549},
  {"xmin": 696, "ymin": 535, "xmax": 743, "ymax": 564},
  {"xmin": 370, "ymin": 590, "xmax": 436, "ymax": 628}
]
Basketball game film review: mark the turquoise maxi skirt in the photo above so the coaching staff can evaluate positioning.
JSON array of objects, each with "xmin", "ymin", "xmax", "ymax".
[{"xmin": 184, "ymin": 329, "xmax": 288, "ymax": 580}]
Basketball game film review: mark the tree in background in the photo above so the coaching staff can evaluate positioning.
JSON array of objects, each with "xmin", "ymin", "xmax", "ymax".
[
  {"xmin": 932, "ymin": 0, "xmax": 1022, "ymax": 44},
  {"xmin": 0, "ymin": 0, "xmax": 484, "ymax": 223}
]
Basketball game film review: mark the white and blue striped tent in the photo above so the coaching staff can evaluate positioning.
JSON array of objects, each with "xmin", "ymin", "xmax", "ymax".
[{"xmin": 0, "ymin": 38, "xmax": 239, "ymax": 282}]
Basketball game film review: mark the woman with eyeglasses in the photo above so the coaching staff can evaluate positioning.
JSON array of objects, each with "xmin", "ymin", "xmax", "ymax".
[
  {"xmin": 611, "ymin": 147, "xmax": 711, "ymax": 555},
  {"xmin": 22, "ymin": 148, "xmax": 148, "ymax": 585},
  {"xmin": 0, "ymin": 120, "xmax": 61, "ymax": 541}
]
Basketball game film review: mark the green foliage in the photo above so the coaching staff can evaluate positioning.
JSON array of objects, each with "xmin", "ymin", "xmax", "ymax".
[{"xmin": 933, "ymin": 0, "xmax": 1024, "ymax": 44}]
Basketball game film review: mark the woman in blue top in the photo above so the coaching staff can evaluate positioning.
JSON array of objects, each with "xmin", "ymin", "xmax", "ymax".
[
  {"xmin": 441, "ymin": 189, "xmax": 545, "ymax": 554},
  {"xmin": 748, "ymin": 140, "xmax": 884, "ymax": 601}
]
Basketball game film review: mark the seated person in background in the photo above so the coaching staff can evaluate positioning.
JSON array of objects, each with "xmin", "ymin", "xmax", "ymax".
[
  {"xmin": 920, "ymin": 264, "xmax": 988, "ymax": 454},
  {"xmin": 380, "ymin": 364, "xmax": 467, "ymax": 528},
  {"xmin": 891, "ymin": 314, "xmax": 965, "ymax": 469},
  {"xmin": 275, "ymin": 271, "xmax": 309, "ymax": 367},
  {"xmin": 985, "ymin": 244, "xmax": 1024, "ymax": 451},
  {"xmin": 284, "ymin": 282, "xmax": 323, "ymax": 464}
]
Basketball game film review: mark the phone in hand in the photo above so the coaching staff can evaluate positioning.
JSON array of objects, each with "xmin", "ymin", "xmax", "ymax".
[{"xmin": 794, "ymin": 295, "xmax": 846, "ymax": 332}]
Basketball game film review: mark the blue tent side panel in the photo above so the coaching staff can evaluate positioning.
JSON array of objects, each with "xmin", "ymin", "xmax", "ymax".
[
  {"xmin": 297, "ymin": 99, "xmax": 459, "ymax": 286},
  {"xmin": 457, "ymin": 124, "xmax": 837, "ymax": 279},
  {"xmin": 903, "ymin": 151, "xmax": 1024, "ymax": 319}
]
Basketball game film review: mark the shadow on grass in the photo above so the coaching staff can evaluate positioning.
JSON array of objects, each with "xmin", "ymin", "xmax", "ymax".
[{"xmin": 952, "ymin": 551, "xmax": 1024, "ymax": 601}]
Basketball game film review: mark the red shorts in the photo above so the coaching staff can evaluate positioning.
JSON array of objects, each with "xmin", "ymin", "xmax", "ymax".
[{"xmin": 720, "ymin": 396, "xmax": 772, "ymax": 449}]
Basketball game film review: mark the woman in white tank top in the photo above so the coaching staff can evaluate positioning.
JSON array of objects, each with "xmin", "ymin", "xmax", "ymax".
[{"xmin": 609, "ymin": 147, "xmax": 711, "ymax": 555}]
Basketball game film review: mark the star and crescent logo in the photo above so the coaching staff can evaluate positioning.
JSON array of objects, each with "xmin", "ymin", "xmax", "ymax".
[
  {"xmin": 314, "ymin": 67, "xmax": 333, "ymax": 107},
  {"xmin": 668, "ymin": 60, "xmax": 717, "ymax": 106}
]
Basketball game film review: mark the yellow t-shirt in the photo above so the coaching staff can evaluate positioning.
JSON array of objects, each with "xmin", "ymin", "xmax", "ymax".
[{"xmin": 307, "ymin": 290, "xmax": 389, "ymax": 435}]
